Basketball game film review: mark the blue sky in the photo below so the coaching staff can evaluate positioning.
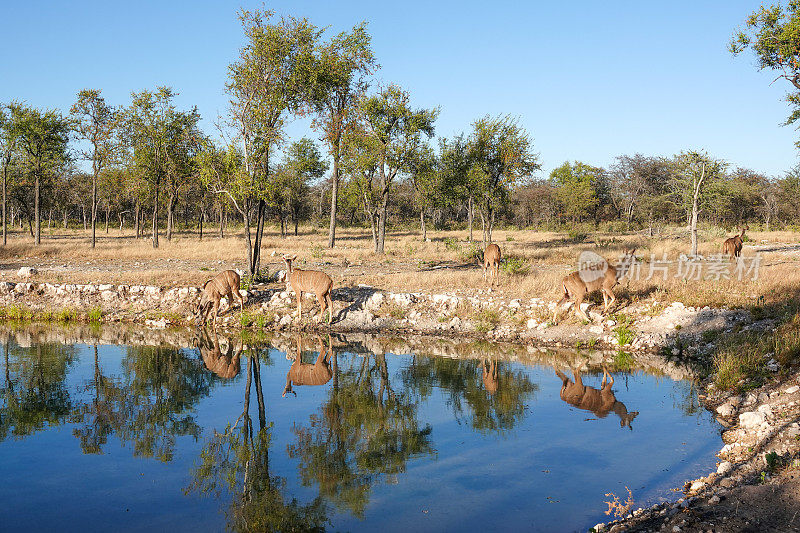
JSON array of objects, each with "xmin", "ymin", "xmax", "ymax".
[{"xmin": 1, "ymin": 1, "xmax": 796, "ymax": 177}]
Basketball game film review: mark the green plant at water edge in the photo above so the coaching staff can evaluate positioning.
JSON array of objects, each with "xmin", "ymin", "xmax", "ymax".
[
  {"xmin": 713, "ymin": 345, "xmax": 767, "ymax": 392},
  {"xmin": 474, "ymin": 308, "xmax": 501, "ymax": 333},
  {"xmin": 501, "ymin": 255, "xmax": 529, "ymax": 276},
  {"xmin": 240, "ymin": 311, "xmax": 254, "ymax": 327},
  {"xmin": 614, "ymin": 350, "xmax": 634, "ymax": 371},
  {"xmin": 88, "ymin": 306, "xmax": 103, "ymax": 323},
  {"xmin": 1, "ymin": 305, "xmax": 33, "ymax": 320},
  {"xmin": 613, "ymin": 325, "xmax": 635, "ymax": 346},
  {"xmin": 57, "ymin": 307, "xmax": 79, "ymax": 322},
  {"xmin": 610, "ymin": 312, "xmax": 635, "ymax": 329},
  {"xmin": 254, "ymin": 314, "xmax": 269, "ymax": 329}
]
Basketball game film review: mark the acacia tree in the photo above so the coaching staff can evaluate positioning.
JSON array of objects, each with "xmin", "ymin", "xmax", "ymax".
[
  {"xmin": 730, "ymin": 2, "xmax": 800, "ymax": 146},
  {"xmin": 0, "ymin": 104, "xmax": 20, "ymax": 245},
  {"xmin": 70, "ymin": 89, "xmax": 119, "ymax": 248},
  {"xmin": 407, "ymin": 143, "xmax": 438, "ymax": 241},
  {"xmin": 305, "ymin": 22, "xmax": 377, "ymax": 249},
  {"xmin": 12, "ymin": 104, "xmax": 70, "ymax": 245},
  {"xmin": 356, "ymin": 85, "xmax": 437, "ymax": 254},
  {"xmin": 469, "ymin": 115, "xmax": 539, "ymax": 245},
  {"xmin": 609, "ymin": 154, "xmax": 673, "ymax": 229},
  {"xmin": 273, "ymin": 138, "xmax": 327, "ymax": 236},
  {"xmin": 225, "ymin": 8, "xmax": 319, "ymax": 276},
  {"xmin": 549, "ymin": 161, "xmax": 602, "ymax": 224},
  {"xmin": 163, "ymin": 109, "xmax": 202, "ymax": 241},
  {"xmin": 197, "ymin": 140, "xmax": 244, "ymax": 240},
  {"xmin": 670, "ymin": 150, "xmax": 725, "ymax": 256},
  {"xmin": 437, "ymin": 134, "xmax": 474, "ymax": 239}
]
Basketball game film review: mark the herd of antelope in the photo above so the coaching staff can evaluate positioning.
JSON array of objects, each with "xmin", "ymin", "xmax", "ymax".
[{"xmin": 193, "ymin": 228, "xmax": 750, "ymax": 328}]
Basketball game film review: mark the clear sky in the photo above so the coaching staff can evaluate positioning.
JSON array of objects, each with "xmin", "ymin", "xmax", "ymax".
[{"xmin": 1, "ymin": 0, "xmax": 796, "ymax": 178}]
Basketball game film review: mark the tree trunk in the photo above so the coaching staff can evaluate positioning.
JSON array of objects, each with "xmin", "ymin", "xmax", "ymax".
[
  {"xmin": 468, "ymin": 196, "xmax": 474, "ymax": 242},
  {"xmin": 48, "ymin": 209, "xmax": 52, "ymax": 229},
  {"xmin": 487, "ymin": 207, "xmax": 495, "ymax": 244},
  {"xmin": 166, "ymin": 193, "xmax": 176, "ymax": 241},
  {"xmin": 152, "ymin": 179, "xmax": 160, "ymax": 249},
  {"xmin": 134, "ymin": 201, "xmax": 140, "ymax": 238},
  {"xmin": 377, "ymin": 190, "xmax": 388, "ymax": 254},
  {"xmin": 252, "ymin": 200, "xmax": 266, "ymax": 276},
  {"xmin": 105, "ymin": 206, "xmax": 109, "ymax": 233},
  {"xmin": 91, "ymin": 174, "xmax": 97, "ymax": 248},
  {"xmin": 82, "ymin": 205, "xmax": 87, "ymax": 230},
  {"xmin": 690, "ymin": 163, "xmax": 705, "ymax": 257},
  {"xmin": 479, "ymin": 207, "xmax": 486, "ymax": 249},
  {"xmin": 244, "ymin": 200, "xmax": 254, "ymax": 276},
  {"xmin": 218, "ymin": 203, "xmax": 224, "ymax": 239},
  {"xmin": 420, "ymin": 208, "xmax": 426, "ymax": 241},
  {"xmin": 2, "ymin": 164, "xmax": 6, "ymax": 246},
  {"xmin": 63, "ymin": 209, "xmax": 68, "ymax": 229},
  {"xmin": 328, "ymin": 149, "xmax": 340, "ymax": 248},
  {"xmin": 34, "ymin": 175, "xmax": 40, "ymax": 245},
  {"xmin": 199, "ymin": 209, "xmax": 204, "ymax": 241}
]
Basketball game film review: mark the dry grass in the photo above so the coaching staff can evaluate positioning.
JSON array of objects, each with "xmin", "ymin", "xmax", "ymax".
[{"xmin": 0, "ymin": 224, "xmax": 798, "ymax": 310}]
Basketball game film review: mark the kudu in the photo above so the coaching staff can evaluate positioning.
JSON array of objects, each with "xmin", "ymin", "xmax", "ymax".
[
  {"xmin": 553, "ymin": 248, "xmax": 636, "ymax": 323},
  {"xmin": 722, "ymin": 225, "xmax": 748, "ymax": 260},
  {"xmin": 282, "ymin": 254, "xmax": 334, "ymax": 325},
  {"xmin": 555, "ymin": 366, "xmax": 639, "ymax": 429},
  {"xmin": 198, "ymin": 328, "xmax": 241, "ymax": 379},
  {"xmin": 282, "ymin": 335, "xmax": 335, "ymax": 397},
  {"xmin": 482, "ymin": 358, "xmax": 498, "ymax": 396},
  {"xmin": 483, "ymin": 243, "xmax": 501, "ymax": 286},
  {"xmin": 194, "ymin": 270, "xmax": 246, "ymax": 327}
]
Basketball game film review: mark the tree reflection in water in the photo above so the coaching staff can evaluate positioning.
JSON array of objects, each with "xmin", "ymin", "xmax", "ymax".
[
  {"xmin": 70, "ymin": 344, "xmax": 216, "ymax": 460},
  {"xmin": 401, "ymin": 346, "xmax": 538, "ymax": 434},
  {"xmin": 0, "ymin": 338, "xmax": 77, "ymax": 440},
  {"xmin": 287, "ymin": 338, "xmax": 435, "ymax": 518},
  {"xmin": 187, "ymin": 345, "xmax": 329, "ymax": 532}
]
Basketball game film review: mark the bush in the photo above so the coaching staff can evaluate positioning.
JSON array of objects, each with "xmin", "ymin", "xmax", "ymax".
[
  {"xmin": 88, "ymin": 306, "xmax": 103, "ymax": 323},
  {"xmin": 568, "ymin": 229, "xmax": 588, "ymax": 243},
  {"xmin": 501, "ymin": 255, "xmax": 530, "ymax": 276},
  {"xmin": 474, "ymin": 308, "xmax": 501, "ymax": 333}
]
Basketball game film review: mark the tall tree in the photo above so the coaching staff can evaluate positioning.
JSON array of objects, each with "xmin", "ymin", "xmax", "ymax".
[
  {"xmin": 550, "ymin": 161, "xmax": 602, "ymax": 224},
  {"xmin": 273, "ymin": 138, "xmax": 328, "ymax": 236},
  {"xmin": 670, "ymin": 151, "xmax": 725, "ymax": 256},
  {"xmin": 730, "ymin": 2, "xmax": 800, "ymax": 147},
  {"xmin": 225, "ymin": 8, "xmax": 319, "ymax": 276},
  {"xmin": 305, "ymin": 22, "xmax": 377, "ymax": 249},
  {"xmin": 70, "ymin": 89, "xmax": 119, "ymax": 248},
  {"xmin": 407, "ymin": 143, "xmax": 438, "ymax": 241},
  {"xmin": 11, "ymin": 105, "xmax": 70, "ymax": 245},
  {"xmin": 469, "ymin": 115, "xmax": 539, "ymax": 245},
  {"xmin": 356, "ymin": 85, "xmax": 437, "ymax": 254},
  {"xmin": 0, "ymin": 104, "xmax": 20, "ymax": 245}
]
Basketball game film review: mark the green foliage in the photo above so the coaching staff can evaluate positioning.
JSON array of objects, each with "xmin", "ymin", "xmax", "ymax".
[
  {"xmin": 474, "ymin": 308, "xmax": 501, "ymax": 332},
  {"xmin": 88, "ymin": 306, "xmax": 103, "ymax": 323},
  {"xmin": 240, "ymin": 311, "xmax": 255, "ymax": 327},
  {"xmin": 568, "ymin": 229, "xmax": 589, "ymax": 242},
  {"xmin": 501, "ymin": 255, "xmax": 529, "ymax": 276},
  {"xmin": 550, "ymin": 161, "xmax": 605, "ymax": 222},
  {"xmin": 310, "ymin": 244, "xmax": 325, "ymax": 259},
  {"xmin": 613, "ymin": 325, "xmax": 635, "ymax": 346},
  {"xmin": 713, "ymin": 346, "xmax": 766, "ymax": 391}
]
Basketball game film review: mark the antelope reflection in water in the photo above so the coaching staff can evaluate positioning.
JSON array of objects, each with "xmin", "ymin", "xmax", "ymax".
[
  {"xmin": 482, "ymin": 358, "xmax": 498, "ymax": 396},
  {"xmin": 555, "ymin": 366, "xmax": 639, "ymax": 429},
  {"xmin": 197, "ymin": 328, "xmax": 241, "ymax": 379},
  {"xmin": 283, "ymin": 335, "xmax": 335, "ymax": 397}
]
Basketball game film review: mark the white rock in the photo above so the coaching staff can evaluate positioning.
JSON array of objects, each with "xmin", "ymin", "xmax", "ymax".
[
  {"xmin": 100, "ymin": 290, "xmax": 115, "ymax": 301},
  {"xmin": 98, "ymin": 284, "xmax": 114, "ymax": 291},
  {"xmin": 757, "ymin": 404, "xmax": 773, "ymax": 417},
  {"xmin": 589, "ymin": 325, "xmax": 604, "ymax": 334},
  {"xmin": 786, "ymin": 385, "xmax": 799, "ymax": 395},
  {"xmin": 716, "ymin": 461, "xmax": 732, "ymax": 475},
  {"xmin": 526, "ymin": 318, "xmax": 539, "ymax": 329},
  {"xmin": 17, "ymin": 267, "xmax": 38, "ymax": 278},
  {"xmin": 716, "ymin": 403, "xmax": 735, "ymax": 417},
  {"xmin": 739, "ymin": 411, "xmax": 766, "ymax": 429},
  {"xmin": 709, "ymin": 495, "xmax": 720, "ymax": 504},
  {"xmin": 365, "ymin": 292, "xmax": 385, "ymax": 311},
  {"xmin": 689, "ymin": 480, "xmax": 705, "ymax": 492}
]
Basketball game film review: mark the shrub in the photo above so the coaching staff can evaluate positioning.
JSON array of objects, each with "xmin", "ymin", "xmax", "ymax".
[
  {"xmin": 613, "ymin": 325, "xmax": 635, "ymax": 346},
  {"xmin": 56, "ymin": 307, "xmax": 78, "ymax": 322},
  {"xmin": 88, "ymin": 306, "xmax": 103, "ymax": 323},
  {"xmin": 501, "ymin": 255, "xmax": 530, "ymax": 276},
  {"xmin": 568, "ymin": 229, "xmax": 588, "ymax": 243},
  {"xmin": 474, "ymin": 308, "xmax": 501, "ymax": 333}
]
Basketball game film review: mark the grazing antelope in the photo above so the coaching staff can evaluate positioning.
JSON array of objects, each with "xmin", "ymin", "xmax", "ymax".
[
  {"xmin": 482, "ymin": 358, "xmax": 498, "ymax": 396},
  {"xmin": 198, "ymin": 328, "xmax": 241, "ymax": 379},
  {"xmin": 282, "ymin": 254, "xmax": 334, "ymax": 325},
  {"xmin": 194, "ymin": 270, "xmax": 247, "ymax": 327},
  {"xmin": 552, "ymin": 248, "xmax": 636, "ymax": 323},
  {"xmin": 555, "ymin": 366, "xmax": 639, "ymax": 429},
  {"xmin": 282, "ymin": 335, "xmax": 335, "ymax": 397},
  {"xmin": 483, "ymin": 243, "xmax": 501, "ymax": 286},
  {"xmin": 722, "ymin": 225, "xmax": 748, "ymax": 260}
]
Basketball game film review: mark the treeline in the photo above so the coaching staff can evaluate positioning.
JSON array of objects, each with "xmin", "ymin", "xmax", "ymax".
[{"xmin": 1, "ymin": 7, "xmax": 799, "ymax": 276}]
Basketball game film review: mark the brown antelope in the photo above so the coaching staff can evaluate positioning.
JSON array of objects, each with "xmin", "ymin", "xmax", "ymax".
[
  {"xmin": 282, "ymin": 254, "xmax": 334, "ymax": 325},
  {"xmin": 552, "ymin": 248, "xmax": 636, "ymax": 323},
  {"xmin": 722, "ymin": 225, "xmax": 748, "ymax": 260},
  {"xmin": 282, "ymin": 335, "xmax": 335, "ymax": 397},
  {"xmin": 195, "ymin": 270, "xmax": 247, "ymax": 327},
  {"xmin": 482, "ymin": 358, "xmax": 498, "ymax": 396},
  {"xmin": 555, "ymin": 366, "xmax": 639, "ymax": 429},
  {"xmin": 198, "ymin": 329, "xmax": 241, "ymax": 379},
  {"xmin": 483, "ymin": 243, "xmax": 501, "ymax": 286}
]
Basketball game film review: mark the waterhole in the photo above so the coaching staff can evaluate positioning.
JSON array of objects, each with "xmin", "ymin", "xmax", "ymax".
[{"xmin": 0, "ymin": 326, "xmax": 721, "ymax": 532}]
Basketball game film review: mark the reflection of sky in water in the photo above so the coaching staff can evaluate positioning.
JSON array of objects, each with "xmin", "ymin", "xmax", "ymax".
[{"xmin": 0, "ymin": 339, "xmax": 721, "ymax": 532}]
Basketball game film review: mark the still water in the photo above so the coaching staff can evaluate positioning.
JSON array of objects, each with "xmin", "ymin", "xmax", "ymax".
[{"xmin": 0, "ymin": 328, "xmax": 721, "ymax": 532}]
